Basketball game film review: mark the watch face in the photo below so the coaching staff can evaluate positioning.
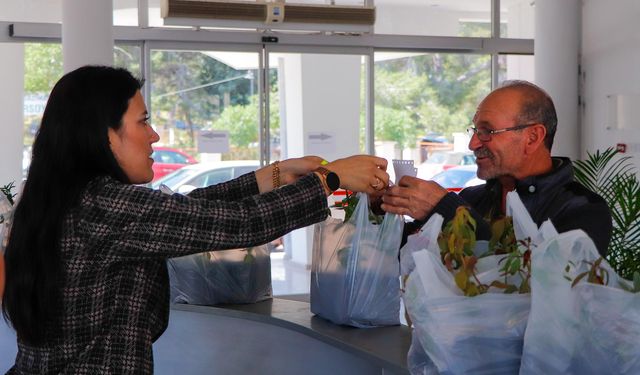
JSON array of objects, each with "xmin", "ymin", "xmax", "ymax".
[{"xmin": 326, "ymin": 171, "xmax": 340, "ymax": 191}]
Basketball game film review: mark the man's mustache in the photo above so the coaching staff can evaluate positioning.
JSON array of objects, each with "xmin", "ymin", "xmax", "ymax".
[{"xmin": 474, "ymin": 148, "xmax": 493, "ymax": 159}]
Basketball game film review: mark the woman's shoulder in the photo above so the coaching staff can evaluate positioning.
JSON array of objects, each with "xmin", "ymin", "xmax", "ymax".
[{"xmin": 82, "ymin": 175, "xmax": 163, "ymax": 204}]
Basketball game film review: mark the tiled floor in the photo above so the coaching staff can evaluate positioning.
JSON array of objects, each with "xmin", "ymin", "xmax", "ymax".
[{"xmin": 270, "ymin": 252, "xmax": 311, "ymax": 297}]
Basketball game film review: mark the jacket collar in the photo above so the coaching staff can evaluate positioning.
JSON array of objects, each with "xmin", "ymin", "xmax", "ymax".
[{"xmin": 484, "ymin": 157, "xmax": 574, "ymax": 196}]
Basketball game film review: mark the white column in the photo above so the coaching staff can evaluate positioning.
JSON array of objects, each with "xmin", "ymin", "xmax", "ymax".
[
  {"xmin": 534, "ymin": 0, "xmax": 580, "ymax": 158},
  {"xmin": 280, "ymin": 54, "xmax": 361, "ymax": 267},
  {"xmin": 62, "ymin": 0, "xmax": 114, "ymax": 73},
  {"xmin": 0, "ymin": 44, "xmax": 25, "ymax": 189}
]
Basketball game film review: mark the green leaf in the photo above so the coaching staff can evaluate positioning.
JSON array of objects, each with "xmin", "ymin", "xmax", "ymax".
[{"xmin": 573, "ymin": 148, "xmax": 640, "ymax": 279}]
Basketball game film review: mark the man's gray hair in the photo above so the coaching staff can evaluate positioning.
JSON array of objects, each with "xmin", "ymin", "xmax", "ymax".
[{"xmin": 497, "ymin": 80, "xmax": 558, "ymax": 150}]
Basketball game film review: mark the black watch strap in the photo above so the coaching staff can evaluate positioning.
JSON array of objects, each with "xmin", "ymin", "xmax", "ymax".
[{"xmin": 315, "ymin": 167, "xmax": 340, "ymax": 192}]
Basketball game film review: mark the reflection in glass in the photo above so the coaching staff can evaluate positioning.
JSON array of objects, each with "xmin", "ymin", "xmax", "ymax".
[
  {"xmin": 375, "ymin": 0, "xmax": 491, "ymax": 37},
  {"xmin": 149, "ymin": 50, "xmax": 260, "ymax": 162},
  {"xmin": 500, "ymin": 0, "xmax": 535, "ymax": 39}
]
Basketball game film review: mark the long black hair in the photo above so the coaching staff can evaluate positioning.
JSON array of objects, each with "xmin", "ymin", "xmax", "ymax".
[{"xmin": 2, "ymin": 66, "xmax": 141, "ymax": 344}]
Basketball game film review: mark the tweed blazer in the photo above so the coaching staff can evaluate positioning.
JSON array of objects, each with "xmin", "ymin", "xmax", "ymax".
[{"xmin": 9, "ymin": 172, "xmax": 328, "ymax": 374}]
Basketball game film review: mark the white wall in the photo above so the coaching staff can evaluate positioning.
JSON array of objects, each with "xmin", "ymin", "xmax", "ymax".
[
  {"xmin": 0, "ymin": 44, "xmax": 25, "ymax": 189},
  {"xmin": 281, "ymin": 53, "xmax": 361, "ymax": 267},
  {"xmin": 581, "ymin": 0, "xmax": 640, "ymax": 170},
  {"xmin": 535, "ymin": 0, "xmax": 580, "ymax": 159}
]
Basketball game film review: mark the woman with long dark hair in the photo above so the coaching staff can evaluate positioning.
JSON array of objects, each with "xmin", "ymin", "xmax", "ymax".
[{"xmin": 2, "ymin": 65, "xmax": 389, "ymax": 374}]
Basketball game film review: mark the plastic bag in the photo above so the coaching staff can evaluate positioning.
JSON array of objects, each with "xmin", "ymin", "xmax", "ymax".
[
  {"xmin": 168, "ymin": 244, "xmax": 272, "ymax": 305},
  {"xmin": 310, "ymin": 192, "xmax": 403, "ymax": 327},
  {"xmin": 520, "ymin": 230, "xmax": 640, "ymax": 375},
  {"xmin": 403, "ymin": 193, "xmax": 539, "ymax": 375},
  {"xmin": 0, "ymin": 192, "xmax": 13, "ymax": 250},
  {"xmin": 404, "ymin": 247, "xmax": 530, "ymax": 375}
]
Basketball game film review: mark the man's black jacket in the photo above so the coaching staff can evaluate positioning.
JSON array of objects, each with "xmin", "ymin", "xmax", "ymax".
[{"xmin": 404, "ymin": 157, "xmax": 613, "ymax": 256}]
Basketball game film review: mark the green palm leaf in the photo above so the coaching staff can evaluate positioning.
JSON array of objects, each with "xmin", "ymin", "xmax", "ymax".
[{"xmin": 573, "ymin": 148, "xmax": 640, "ymax": 279}]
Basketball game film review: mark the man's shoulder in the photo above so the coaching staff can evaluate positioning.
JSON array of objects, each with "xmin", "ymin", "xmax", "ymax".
[{"xmin": 563, "ymin": 180, "xmax": 609, "ymax": 205}]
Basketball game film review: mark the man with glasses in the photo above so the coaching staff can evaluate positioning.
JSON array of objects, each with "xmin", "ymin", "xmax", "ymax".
[{"xmin": 380, "ymin": 80, "xmax": 612, "ymax": 256}]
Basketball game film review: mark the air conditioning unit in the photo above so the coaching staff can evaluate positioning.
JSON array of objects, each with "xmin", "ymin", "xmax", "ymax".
[{"xmin": 161, "ymin": 0, "xmax": 376, "ymax": 33}]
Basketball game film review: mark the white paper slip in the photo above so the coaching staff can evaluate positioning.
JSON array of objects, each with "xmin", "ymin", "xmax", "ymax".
[{"xmin": 392, "ymin": 159, "xmax": 418, "ymax": 184}]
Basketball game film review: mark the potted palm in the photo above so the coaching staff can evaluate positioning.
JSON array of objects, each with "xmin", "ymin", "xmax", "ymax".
[{"xmin": 573, "ymin": 148, "xmax": 640, "ymax": 279}]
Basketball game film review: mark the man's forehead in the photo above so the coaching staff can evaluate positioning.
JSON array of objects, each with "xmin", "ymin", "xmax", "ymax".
[
  {"xmin": 473, "ymin": 92, "xmax": 520, "ymax": 124},
  {"xmin": 473, "ymin": 108, "xmax": 515, "ymax": 124}
]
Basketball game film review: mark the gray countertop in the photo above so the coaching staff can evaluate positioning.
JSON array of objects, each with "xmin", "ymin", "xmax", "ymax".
[{"xmin": 171, "ymin": 298, "xmax": 411, "ymax": 374}]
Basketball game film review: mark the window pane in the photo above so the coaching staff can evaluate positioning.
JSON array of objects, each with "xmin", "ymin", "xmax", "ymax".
[
  {"xmin": 114, "ymin": 44, "xmax": 142, "ymax": 78},
  {"xmin": 23, "ymin": 43, "xmax": 142, "ymax": 176},
  {"xmin": 375, "ymin": 0, "xmax": 491, "ymax": 37},
  {"xmin": 114, "ymin": 0, "xmax": 139, "ymax": 26},
  {"xmin": 149, "ymin": 49, "xmax": 260, "ymax": 162},
  {"xmin": 498, "ymin": 54, "xmax": 535, "ymax": 83},
  {"xmin": 372, "ymin": 52, "xmax": 491, "ymax": 181},
  {"xmin": 268, "ymin": 51, "xmax": 366, "ymax": 296},
  {"xmin": 501, "ymin": 0, "xmax": 535, "ymax": 39}
]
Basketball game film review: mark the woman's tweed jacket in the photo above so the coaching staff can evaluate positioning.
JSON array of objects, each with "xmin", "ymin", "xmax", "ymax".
[{"xmin": 9, "ymin": 172, "xmax": 328, "ymax": 374}]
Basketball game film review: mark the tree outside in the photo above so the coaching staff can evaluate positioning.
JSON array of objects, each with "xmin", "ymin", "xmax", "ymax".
[{"xmin": 23, "ymin": 43, "xmax": 493, "ymax": 167}]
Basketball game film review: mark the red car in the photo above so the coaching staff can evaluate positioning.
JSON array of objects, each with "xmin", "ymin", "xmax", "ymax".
[{"xmin": 151, "ymin": 146, "xmax": 197, "ymax": 181}]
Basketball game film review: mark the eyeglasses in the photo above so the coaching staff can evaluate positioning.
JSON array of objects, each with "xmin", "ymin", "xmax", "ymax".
[{"xmin": 466, "ymin": 123, "xmax": 537, "ymax": 142}]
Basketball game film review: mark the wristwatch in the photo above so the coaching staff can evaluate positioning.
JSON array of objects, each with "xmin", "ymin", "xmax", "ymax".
[{"xmin": 315, "ymin": 167, "xmax": 340, "ymax": 192}]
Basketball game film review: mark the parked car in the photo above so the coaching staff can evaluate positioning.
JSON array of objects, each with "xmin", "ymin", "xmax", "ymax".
[
  {"xmin": 150, "ymin": 160, "xmax": 260, "ymax": 194},
  {"xmin": 431, "ymin": 164, "xmax": 484, "ymax": 193},
  {"xmin": 151, "ymin": 146, "xmax": 198, "ymax": 181},
  {"xmin": 416, "ymin": 151, "xmax": 476, "ymax": 180}
]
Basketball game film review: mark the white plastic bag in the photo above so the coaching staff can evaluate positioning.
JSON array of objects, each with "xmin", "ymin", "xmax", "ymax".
[
  {"xmin": 0, "ymin": 192, "xmax": 13, "ymax": 250},
  {"xmin": 404, "ymin": 248, "xmax": 530, "ymax": 375},
  {"xmin": 520, "ymin": 230, "xmax": 640, "ymax": 375},
  {"xmin": 310, "ymin": 192, "xmax": 403, "ymax": 327},
  {"xmin": 168, "ymin": 244, "xmax": 272, "ymax": 305},
  {"xmin": 404, "ymin": 193, "xmax": 540, "ymax": 375}
]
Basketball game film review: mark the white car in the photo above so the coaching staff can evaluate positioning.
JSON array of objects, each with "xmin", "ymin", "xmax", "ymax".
[
  {"xmin": 150, "ymin": 160, "xmax": 260, "ymax": 194},
  {"xmin": 416, "ymin": 151, "xmax": 476, "ymax": 180},
  {"xmin": 431, "ymin": 164, "xmax": 484, "ymax": 193}
]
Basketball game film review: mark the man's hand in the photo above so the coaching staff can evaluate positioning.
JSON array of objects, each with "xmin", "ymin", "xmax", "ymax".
[{"xmin": 380, "ymin": 176, "xmax": 448, "ymax": 220}]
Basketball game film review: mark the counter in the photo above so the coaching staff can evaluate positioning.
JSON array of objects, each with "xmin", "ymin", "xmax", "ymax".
[{"xmin": 155, "ymin": 298, "xmax": 411, "ymax": 374}]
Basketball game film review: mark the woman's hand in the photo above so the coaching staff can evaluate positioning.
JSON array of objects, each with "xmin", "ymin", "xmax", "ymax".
[
  {"xmin": 255, "ymin": 154, "xmax": 389, "ymax": 196},
  {"xmin": 324, "ymin": 155, "xmax": 389, "ymax": 195}
]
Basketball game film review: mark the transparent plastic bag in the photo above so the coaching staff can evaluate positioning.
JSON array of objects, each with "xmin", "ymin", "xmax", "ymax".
[
  {"xmin": 404, "ymin": 248, "xmax": 530, "ymax": 375},
  {"xmin": 310, "ymin": 192, "xmax": 403, "ymax": 327},
  {"xmin": 400, "ymin": 214, "xmax": 443, "ymax": 279},
  {"xmin": 520, "ymin": 230, "xmax": 640, "ymax": 375},
  {"xmin": 168, "ymin": 244, "xmax": 272, "ymax": 305}
]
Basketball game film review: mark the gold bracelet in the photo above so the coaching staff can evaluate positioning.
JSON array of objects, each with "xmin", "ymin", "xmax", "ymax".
[{"xmin": 272, "ymin": 161, "xmax": 281, "ymax": 189}]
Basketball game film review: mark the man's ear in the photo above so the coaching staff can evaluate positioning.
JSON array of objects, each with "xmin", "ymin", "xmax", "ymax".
[{"xmin": 525, "ymin": 124, "xmax": 547, "ymax": 154}]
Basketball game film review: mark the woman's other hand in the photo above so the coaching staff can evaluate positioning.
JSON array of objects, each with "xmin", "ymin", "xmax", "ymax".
[
  {"xmin": 256, "ymin": 156, "xmax": 324, "ymax": 193},
  {"xmin": 325, "ymin": 155, "xmax": 389, "ymax": 195},
  {"xmin": 279, "ymin": 156, "xmax": 324, "ymax": 185}
]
